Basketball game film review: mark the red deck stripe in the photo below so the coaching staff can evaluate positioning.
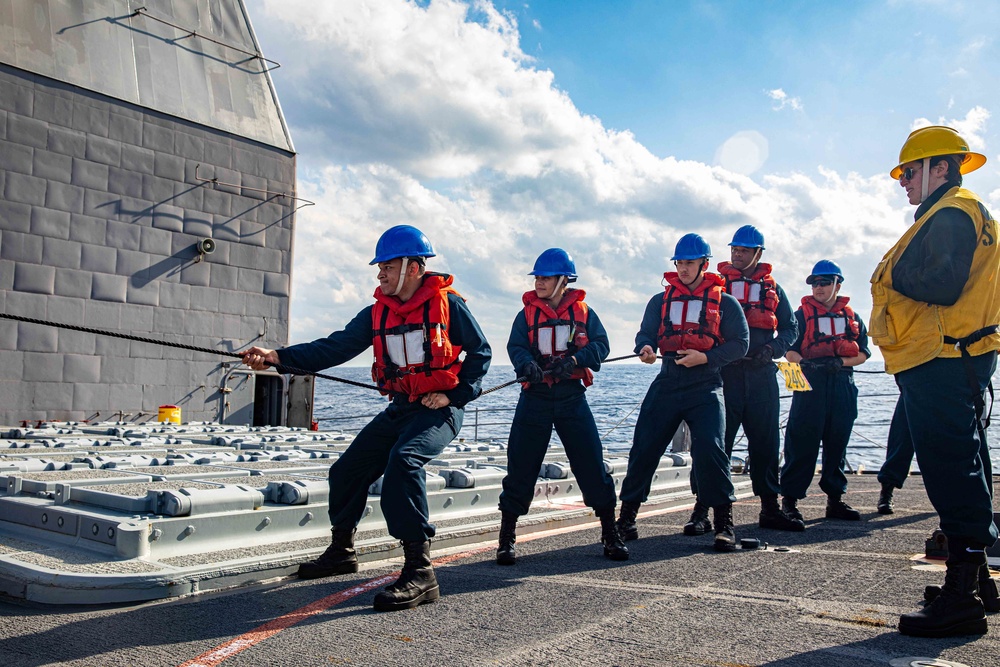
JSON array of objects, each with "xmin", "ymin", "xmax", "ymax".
[{"xmin": 178, "ymin": 503, "xmax": 693, "ymax": 666}]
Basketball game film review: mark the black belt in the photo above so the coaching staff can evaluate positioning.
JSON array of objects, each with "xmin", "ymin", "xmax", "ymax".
[{"xmin": 943, "ymin": 325, "xmax": 999, "ymax": 429}]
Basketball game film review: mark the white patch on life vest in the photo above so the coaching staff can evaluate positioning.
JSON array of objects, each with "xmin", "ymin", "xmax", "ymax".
[
  {"xmin": 554, "ymin": 324, "xmax": 570, "ymax": 352},
  {"xmin": 386, "ymin": 335, "xmax": 407, "ymax": 366},
  {"xmin": 537, "ymin": 328, "xmax": 554, "ymax": 356},
  {"xmin": 537, "ymin": 325, "xmax": 572, "ymax": 355},
  {"xmin": 731, "ymin": 280, "xmax": 761, "ymax": 303},
  {"xmin": 385, "ymin": 330, "xmax": 427, "ymax": 367},
  {"xmin": 670, "ymin": 300, "xmax": 702, "ymax": 325},
  {"xmin": 818, "ymin": 317, "xmax": 846, "ymax": 336},
  {"xmin": 404, "ymin": 329, "xmax": 426, "ymax": 363}
]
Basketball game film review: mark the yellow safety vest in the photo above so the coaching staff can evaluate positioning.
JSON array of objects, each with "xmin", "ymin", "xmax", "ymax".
[{"xmin": 869, "ymin": 187, "xmax": 1000, "ymax": 374}]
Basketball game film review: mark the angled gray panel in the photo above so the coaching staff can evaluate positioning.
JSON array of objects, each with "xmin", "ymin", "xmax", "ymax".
[{"xmin": 1, "ymin": 0, "xmax": 292, "ymax": 151}]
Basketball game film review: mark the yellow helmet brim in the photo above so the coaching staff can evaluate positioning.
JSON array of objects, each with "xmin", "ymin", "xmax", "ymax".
[
  {"xmin": 890, "ymin": 125, "xmax": 988, "ymax": 179},
  {"xmin": 890, "ymin": 151, "xmax": 987, "ymax": 179}
]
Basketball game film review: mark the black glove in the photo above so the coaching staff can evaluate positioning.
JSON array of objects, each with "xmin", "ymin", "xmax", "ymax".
[
  {"xmin": 821, "ymin": 356, "xmax": 844, "ymax": 374},
  {"xmin": 752, "ymin": 344, "xmax": 774, "ymax": 364},
  {"xmin": 797, "ymin": 358, "xmax": 819, "ymax": 372},
  {"xmin": 518, "ymin": 361, "xmax": 544, "ymax": 384},
  {"xmin": 551, "ymin": 356, "xmax": 577, "ymax": 380}
]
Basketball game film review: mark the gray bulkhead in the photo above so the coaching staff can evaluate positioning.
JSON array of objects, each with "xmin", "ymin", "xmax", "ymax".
[{"xmin": 0, "ymin": 1, "xmax": 309, "ymax": 426}]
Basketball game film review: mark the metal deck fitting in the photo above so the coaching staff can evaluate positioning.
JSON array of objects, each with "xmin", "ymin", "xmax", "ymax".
[{"xmin": 0, "ymin": 421, "xmax": 737, "ymax": 605}]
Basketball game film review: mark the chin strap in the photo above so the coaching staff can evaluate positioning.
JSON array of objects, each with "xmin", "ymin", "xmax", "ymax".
[
  {"xmin": 387, "ymin": 257, "xmax": 409, "ymax": 296},
  {"xmin": 920, "ymin": 157, "xmax": 931, "ymax": 202}
]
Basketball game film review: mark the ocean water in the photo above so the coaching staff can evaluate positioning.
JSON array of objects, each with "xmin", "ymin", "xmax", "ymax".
[{"xmin": 313, "ymin": 362, "xmax": 1000, "ymax": 473}]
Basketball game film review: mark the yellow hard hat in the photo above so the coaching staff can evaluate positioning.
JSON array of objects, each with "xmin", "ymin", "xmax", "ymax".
[{"xmin": 890, "ymin": 125, "xmax": 987, "ymax": 179}]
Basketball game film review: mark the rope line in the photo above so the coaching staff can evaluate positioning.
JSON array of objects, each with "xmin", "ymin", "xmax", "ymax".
[
  {"xmin": 0, "ymin": 312, "xmax": 382, "ymax": 392},
  {"xmin": 479, "ymin": 353, "xmax": 644, "ymax": 396},
  {"xmin": 601, "ymin": 399, "xmax": 643, "ymax": 439},
  {"xmin": 0, "ymin": 312, "xmax": 894, "ymax": 401}
]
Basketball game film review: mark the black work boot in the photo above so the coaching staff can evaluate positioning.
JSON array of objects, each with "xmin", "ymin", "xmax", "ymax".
[
  {"xmin": 297, "ymin": 526, "xmax": 359, "ymax": 579},
  {"xmin": 683, "ymin": 500, "xmax": 713, "ymax": 536},
  {"xmin": 712, "ymin": 503, "xmax": 737, "ymax": 552},
  {"xmin": 373, "ymin": 540, "xmax": 440, "ymax": 612},
  {"xmin": 925, "ymin": 563, "xmax": 1000, "ymax": 613},
  {"xmin": 877, "ymin": 483, "xmax": 895, "ymax": 515},
  {"xmin": 781, "ymin": 496, "xmax": 804, "ymax": 522},
  {"xmin": 825, "ymin": 494, "xmax": 861, "ymax": 521},
  {"xmin": 759, "ymin": 494, "xmax": 805, "ymax": 531},
  {"xmin": 616, "ymin": 500, "xmax": 641, "ymax": 542},
  {"xmin": 496, "ymin": 511, "xmax": 517, "ymax": 566},
  {"xmin": 900, "ymin": 548, "xmax": 988, "ymax": 637},
  {"xmin": 597, "ymin": 508, "xmax": 630, "ymax": 561}
]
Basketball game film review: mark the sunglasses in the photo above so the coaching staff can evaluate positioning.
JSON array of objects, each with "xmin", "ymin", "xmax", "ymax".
[
  {"xmin": 900, "ymin": 166, "xmax": 920, "ymax": 182},
  {"xmin": 810, "ymin": 279, "xmax": 835, "ymax": 287}
]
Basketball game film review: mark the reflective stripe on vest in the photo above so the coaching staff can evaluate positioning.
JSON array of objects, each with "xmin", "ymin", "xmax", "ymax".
[
  {"xmin": 371, "ymin": 273, "xmax": 464, "ymax": 400},
  {"xmin": 657, "ymin": 272, "xmax": 726, "ymax": 353},
  {"xmin": 523, "ymin": 288, "xmax": 594, "ymax": 386},
  {"xmin": 718, "ymin": 262, "xmax": 779, "ymax": 331},
  {"xmin": 799, "ymin": 296, "xmax": 860, "ymax": 360}
]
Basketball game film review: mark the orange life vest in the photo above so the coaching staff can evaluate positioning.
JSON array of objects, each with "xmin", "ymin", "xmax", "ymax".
[
  {"xmin": 717, "ymin": 262, "xmax": 779, "ymax": 331},
  {"xmin": 657, "ymin": 273, "xmax": 726, "ymax": 353},
  {"xmin": 799, "ymin": 295, "xmax": 860, "ymax": 359},
  {"xmin": 523, "ymin": 288, "xmax": 594, "ymax": 387},
  {"xmin": 371, "ymin": 273, "xmax": 463, "ymax": 401}
]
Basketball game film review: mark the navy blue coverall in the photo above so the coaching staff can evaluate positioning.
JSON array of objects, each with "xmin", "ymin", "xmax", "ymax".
[
  {"xmin": 498, "ymin": 307, "xmax": 617, "ymax": 516},
  {"xmin": 277, "ymin": 291, "xmax": 491, "ymax": 543},
  {"xmin": 877, "ymin": 377, "xmax": 916, "ymax": 490},
  {"xmin": 620, "ymin": 290, "xmax": 749, "ymax": 509},
  {"xmin": 721, "ymin": 282, "xmax": 797, "ymax": 497},
  {"xmin": 779, "ymin": 310, "xmax": 871, "ymax": 499},
  {"xmin": 883, "ymin": 184, "xmax": 997, "ymax": 547}
]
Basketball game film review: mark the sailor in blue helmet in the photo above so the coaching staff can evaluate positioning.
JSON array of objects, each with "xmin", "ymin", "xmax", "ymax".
[
  {"xmin": 241, "ymin": 225, "xmax": 491, "ymax": 612},
  {"xmin": 496, "ymin": 248, "xmax": 628, "ymax": 565},
  {"xmin": 713, "ymin": 225, "xmax": 803, "ymax": 532},
  {"xmin": 616, "ymin": 234, "xmax": 749, "ymax": 552},
  {"xmin": 778, "ymin": 260, "xmax": 870, "ymax": 525}
]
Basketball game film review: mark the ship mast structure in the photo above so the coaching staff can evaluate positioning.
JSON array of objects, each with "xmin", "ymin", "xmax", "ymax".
[{"xmin": 0, "ymin": 0, "xmax": 310, "ymax": 426}]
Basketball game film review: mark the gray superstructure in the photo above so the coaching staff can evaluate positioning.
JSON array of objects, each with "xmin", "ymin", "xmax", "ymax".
[{"xmin": 0, "ymin": 1, "xmax": 300, "ymax": 425}]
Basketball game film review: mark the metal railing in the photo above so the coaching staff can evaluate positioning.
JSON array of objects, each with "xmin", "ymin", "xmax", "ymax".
[{"xmin": 312, "ymin": 391, "xmax": 912, "ymax": 471}]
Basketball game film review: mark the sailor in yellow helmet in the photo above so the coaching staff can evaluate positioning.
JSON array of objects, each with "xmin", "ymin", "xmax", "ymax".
[{"xmin": 871, "ymin": 126, "xmax": 1000, "ymax": 638}]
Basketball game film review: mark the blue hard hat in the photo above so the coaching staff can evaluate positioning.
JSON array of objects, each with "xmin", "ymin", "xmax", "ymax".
[
  {"xmin": 529, "ymin": 248, "xmax": 578, "ymax": 282},
  {"xmin": 370, "ymin": 225, "xmax": 436, "ymax": 265},
  {"xmin": 806, "ymin": 259, "xmax": 844, "ymax": 284},
  {"xmin": 671, "ymin": 233, "xmax": 712, "ymax": 261},
  {"xmin": 728, "ymin": 224, "xmax": 765, "ymax": 249}
]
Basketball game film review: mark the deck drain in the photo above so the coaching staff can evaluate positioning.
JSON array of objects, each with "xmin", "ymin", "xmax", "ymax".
[{"xmin": 890, "ymin": 659, "xmax": 972, "ymax": 667}]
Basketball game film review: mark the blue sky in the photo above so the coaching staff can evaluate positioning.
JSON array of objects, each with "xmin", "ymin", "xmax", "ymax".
[
  {"xmin": 494, "ymin": 0, "xmax": 999, "ymax": 179},
  {"xmin": 245, "ymin": 0, "xmax": 1000, "ymax": 365}
]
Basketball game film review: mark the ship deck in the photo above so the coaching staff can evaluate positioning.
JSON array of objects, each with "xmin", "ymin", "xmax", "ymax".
[{"xmin": 2, "ymin": 473, "xmax": 998, "ymax": 667}]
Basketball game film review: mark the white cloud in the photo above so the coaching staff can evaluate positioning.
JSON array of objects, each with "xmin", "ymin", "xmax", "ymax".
[
  {"xmin": 257, "ymin": 0, "xmax": 914, "ymax": 364},
  {"xmin": 765, "ymin": 88, "xmax": 803, "ymax": 112},
  {"xmin": 961, "ymin": 36, "xmax": 988, "ymax": 57},
  {"xmin": 911, "ymin": 106, "xmax": 991, "ymax": 150}
]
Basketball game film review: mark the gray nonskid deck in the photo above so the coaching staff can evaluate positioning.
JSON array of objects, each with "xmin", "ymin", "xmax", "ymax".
[
  {"xmin": 1, "ymin": 475, "xmax": 997, "ymax": 667},
  {"xmin": 0, "ymin": 421, "xmax": 709, "ymax": 605}
]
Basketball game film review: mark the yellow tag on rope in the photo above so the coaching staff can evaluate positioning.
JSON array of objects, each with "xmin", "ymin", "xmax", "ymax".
[{"xmin": 776, "ymin": 361, "xmax": 812, "ymax": 392}]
